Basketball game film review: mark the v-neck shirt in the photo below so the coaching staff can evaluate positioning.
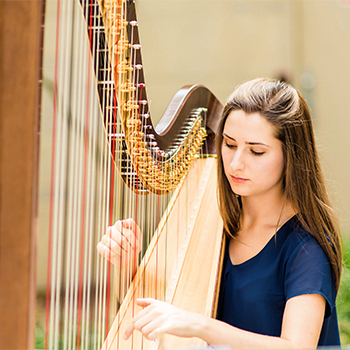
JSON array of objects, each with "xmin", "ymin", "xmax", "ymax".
[{"xmin": 216, "ymin": 216, "xmax": 340, "ymax": 346}]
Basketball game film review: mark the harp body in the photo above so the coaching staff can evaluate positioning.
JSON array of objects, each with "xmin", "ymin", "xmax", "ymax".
[
  {"xmin": 0, "ymin": 0, "xmax": 224, "ymax": 349},
  {"xmin": 102, "ymin": 158, "xmax": 223, "ymax": 350}
]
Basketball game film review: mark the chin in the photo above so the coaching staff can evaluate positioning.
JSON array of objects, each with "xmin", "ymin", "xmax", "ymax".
[{"xmin": 229, "ymin": 185, "xmax": 247, "ymax": 197}]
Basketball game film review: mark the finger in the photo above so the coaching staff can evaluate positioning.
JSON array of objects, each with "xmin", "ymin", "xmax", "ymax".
[
  {"xmin": 97, "ymin": 241, "xmax": 107, "ymax": 254},
  {"xmin": 104, "ymin": 224, "xmax": 136, "ymax": 254},
  {"xmin": 123, "ymin": 309, "xmax": 153, "ymax": 340},
  {"xmin": 101, "ymin": 233, "xmax": 125, "ymax": 254},
  {"xmin": 119, "ymin": 219, "xmax": 142, "ymax": 252},
  {"xmin": 97, "ymin": 242, "xmax": 107, "ymax": 257},
  {"xmin": 136, "ymin": 298, "xmax": 153, "ymax": 308},
  {"xmin": 113, "ymin": 220, "xmax": 141, "ymax": 253},
  {"xmin": 123, "ymin": 299, "xmax": 155, "ymax": 340},
  {"xmin": 100, "ymin": 236, "xmax": 138, "ymax": 268},
  {"xmin": 97, "ymin": 241, "xmax": 113, "ymax": 258},
  {"xmin": 97, "ymin": 242, "xmax": 120, "ymax": 265},
  {"xmin": 130, "ymin": 299, "xmax": 154, "ymax": 326},
  {"xmin": 123, "ymin": 320, "xmax": 135, "ymax": 340},
  {"xmin": 134, "ymin": 303, "xmax": 167, "ymax": 341},
  {"xmin": 141, "ymin": 324, "xmax": 161, "ymax": 341}
]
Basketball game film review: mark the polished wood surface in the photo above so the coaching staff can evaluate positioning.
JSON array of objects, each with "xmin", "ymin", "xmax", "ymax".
[
  {"xmin": 102, "ymin": 158, "xmax": 223, "ymax": 350},
  {"xmin": 0, "ymin": 1, "xmax": 45, "ymax": 349}
]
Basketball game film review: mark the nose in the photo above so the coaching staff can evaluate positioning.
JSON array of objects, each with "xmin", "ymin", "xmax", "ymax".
[{"xmin": 229, "ymin": 149, "xmax": 245, "ymax": 172}]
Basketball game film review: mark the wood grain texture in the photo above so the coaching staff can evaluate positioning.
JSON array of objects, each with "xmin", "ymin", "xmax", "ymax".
[
  {"xmin": 0, "ymin": 1, "xmax": 44, "ymax": 349},
  {"xmin": 102, "ymin": 158, "xmax": 223, "ymax": 350}
]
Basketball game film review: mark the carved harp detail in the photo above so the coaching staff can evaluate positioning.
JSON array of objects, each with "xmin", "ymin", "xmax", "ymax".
[{"xmin": 80, "ymin": 0, "xmax": 221, "ymax": 194}]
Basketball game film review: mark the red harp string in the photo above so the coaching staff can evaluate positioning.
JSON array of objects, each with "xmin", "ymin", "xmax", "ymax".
[{"xmin": 41, "ymin": 0, "xmax": 221, "ymax": 349}]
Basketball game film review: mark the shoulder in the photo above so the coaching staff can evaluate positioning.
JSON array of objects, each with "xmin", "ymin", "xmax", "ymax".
[
  {"xmin": 279, "ymin": 217, "xmax": 337, "ymax": 315},
  {"xmin": 278, "ymin": 217, "xmax": 332, "ymax": 276},
  {"xmin": 277, "ymin": 216, "xmax": 327, "ymax": 260}
]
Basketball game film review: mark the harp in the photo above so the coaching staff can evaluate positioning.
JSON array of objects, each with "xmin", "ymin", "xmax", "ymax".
[{"xmin": 0, "ymin": 0, "xmax": 224, "ymax": 349}]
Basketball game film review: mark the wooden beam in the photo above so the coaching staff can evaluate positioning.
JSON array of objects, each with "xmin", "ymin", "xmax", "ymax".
[{"xmin": 0, "ymin": 1, "xmax": 44, "ymax": 349}]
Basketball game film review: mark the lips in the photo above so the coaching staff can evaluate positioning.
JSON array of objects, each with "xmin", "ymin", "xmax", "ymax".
[{"xmin": 230, "ymin": 175, "xmax": 248, "ymax": 184}]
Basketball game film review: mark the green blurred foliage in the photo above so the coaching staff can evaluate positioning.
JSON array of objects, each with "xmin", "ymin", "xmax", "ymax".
[{"xmin": 338, "ymin": 237, "xmax": 350, "ymax": 346}]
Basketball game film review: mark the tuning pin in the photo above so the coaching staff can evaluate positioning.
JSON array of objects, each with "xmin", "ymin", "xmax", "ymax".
[{"xmin": 132, "ymin": 44, "xmax": 142, "ymax": 50}]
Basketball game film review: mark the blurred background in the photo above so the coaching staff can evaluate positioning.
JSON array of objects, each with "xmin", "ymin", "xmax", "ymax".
[
  {"xmin": 38, "ymin": 0, "xmax": 350, "ymax": 345},
  {"xmin": 135, "ymin": 0, "xmax": 350, "ymax": 235},
  {"xmin": 140, "ymin": 0, "xmax": 350, "ymax": 231}
]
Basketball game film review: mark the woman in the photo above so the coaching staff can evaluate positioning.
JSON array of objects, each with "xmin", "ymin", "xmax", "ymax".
[{"xmin": 97, "ymin": 78, "xmax": 342, "ymax": 349}]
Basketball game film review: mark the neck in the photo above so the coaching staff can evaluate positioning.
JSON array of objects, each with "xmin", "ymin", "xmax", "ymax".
[{"xmin": 240, "ymin": 188, "xmax": 295, "ymax": 230}]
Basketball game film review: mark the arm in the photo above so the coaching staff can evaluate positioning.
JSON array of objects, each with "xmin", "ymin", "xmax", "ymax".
[{"xmin": 124, "ymin": 293, "xmax": 325, "ymax": 350}]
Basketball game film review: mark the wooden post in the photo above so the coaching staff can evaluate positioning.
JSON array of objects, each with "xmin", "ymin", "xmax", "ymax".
[{"xmin": 0, "ymin": 1, "xmax": 44, "ymax": 349}]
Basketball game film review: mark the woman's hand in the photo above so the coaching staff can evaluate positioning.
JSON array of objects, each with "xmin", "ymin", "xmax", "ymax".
[
  {"xmin": 97, "ymin": 218, "xmax": 142, "ymax": 267},
  {"xmin": 123, "ymin": 298, "xmax": 204, "ymax": 341}
]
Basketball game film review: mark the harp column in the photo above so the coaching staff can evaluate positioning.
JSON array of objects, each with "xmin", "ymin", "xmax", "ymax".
[{"xmin": 0, "ymin": 1, "xmax": 44, "ymax": 349}]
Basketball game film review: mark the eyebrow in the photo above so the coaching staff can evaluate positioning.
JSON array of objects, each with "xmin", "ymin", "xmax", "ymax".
[{"xmin": 222, "ymin": 133, "xmax": 270, "ymax": 147}]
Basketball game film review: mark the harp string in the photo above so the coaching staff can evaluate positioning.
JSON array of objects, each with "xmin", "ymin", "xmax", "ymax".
[
  {"xmin": 97, "ymin": 3, "xmax": 111, "ymax": 346},
  {"xmin": 103, "ymin": 0, "xmax": 113, "ymax": 344},
  {"xmin": 101, "ymin": 1, "xmax": 115, "ymax": 348},
  {"xmin": 43, "ymin": 0, "xmax": 183, "ymax": 348},
  {"xmin": 76, "ymin": 0, "xmax": 97, "ymax": 346},
  {"xmin": 104, "ymin": 0, "xmax": 117, "ymax": 344},
  {"xmin": 44, "ymin": 0, "xmax": 60, "ymax": 347},
  {"xmin": 63, "ymin": 0, "xmax": 83, "ymax": 347},
  {"xmin": 103, "ymin": 0, "xmax": 147, "ymax": 348},
  {"xmin": 85, "ymin": 0, "xmax": 104, "ymax": 346}
]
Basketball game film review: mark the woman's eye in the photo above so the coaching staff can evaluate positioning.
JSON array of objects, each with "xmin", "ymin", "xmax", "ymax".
[
  {"xmin": 225, "ymin": 142, "xmax": 236, "ymax": 149},
  {"xmin": 251, "ymin": 150, "xmax": 265, "ymax": 156}
]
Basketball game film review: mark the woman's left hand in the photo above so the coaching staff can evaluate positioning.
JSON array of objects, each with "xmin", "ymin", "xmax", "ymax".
[{"xmin": 123, "ymin": 298, "xmax": 203, "ymax": 341}]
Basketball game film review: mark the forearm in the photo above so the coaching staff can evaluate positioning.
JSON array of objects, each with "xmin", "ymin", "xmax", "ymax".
[
  {"xmin": 192, "ymin": 315, "xmax": 312, "ymax": 350},
  {"xmin": 126, "ymin": 295, "xmax": 324, "ymax": 348}
]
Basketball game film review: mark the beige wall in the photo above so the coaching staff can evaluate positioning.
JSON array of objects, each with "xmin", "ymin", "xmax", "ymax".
[
  {"xmin": 302, "ymin": 1, "xmax": 350, "ymax": 235},
  {"xmin": 136, "ymin": 0, "xmax": 294, "ymax": 117},
  {"xmin": 135, "ymin": 0, "xmax": 350, "ymax": 234}
]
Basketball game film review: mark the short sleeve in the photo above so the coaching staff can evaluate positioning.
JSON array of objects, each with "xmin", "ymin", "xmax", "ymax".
[{"xmin": 284, "ymin": 235, "xmax": 336, "ymax": 317}]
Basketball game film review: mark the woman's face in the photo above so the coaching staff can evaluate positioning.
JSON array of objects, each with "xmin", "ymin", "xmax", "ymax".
[{"xmin": 221, "ymin": 110, "xmax": 285, "ymax": 200}]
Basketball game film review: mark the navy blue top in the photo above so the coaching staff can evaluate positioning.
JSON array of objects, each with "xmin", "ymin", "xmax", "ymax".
[{"xmin": 216, "ymin": 216, "xmax": 340, "ymax": 346}]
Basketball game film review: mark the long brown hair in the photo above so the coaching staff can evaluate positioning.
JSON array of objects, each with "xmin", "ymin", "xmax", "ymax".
[{"xmin": 216, "ymin": 78, "xmax": 342, "ymax": 290}]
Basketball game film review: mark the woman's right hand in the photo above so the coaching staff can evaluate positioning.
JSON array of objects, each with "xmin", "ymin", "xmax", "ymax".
[{"xmin": 97, "ymin": 218, "xmax": 142, "ymax": 267}]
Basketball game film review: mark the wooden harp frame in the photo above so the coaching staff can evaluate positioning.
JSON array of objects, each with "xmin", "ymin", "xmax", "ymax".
[{"xmin": 0, "ymin": 0, "xmax": 224, "ymax": 349}]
